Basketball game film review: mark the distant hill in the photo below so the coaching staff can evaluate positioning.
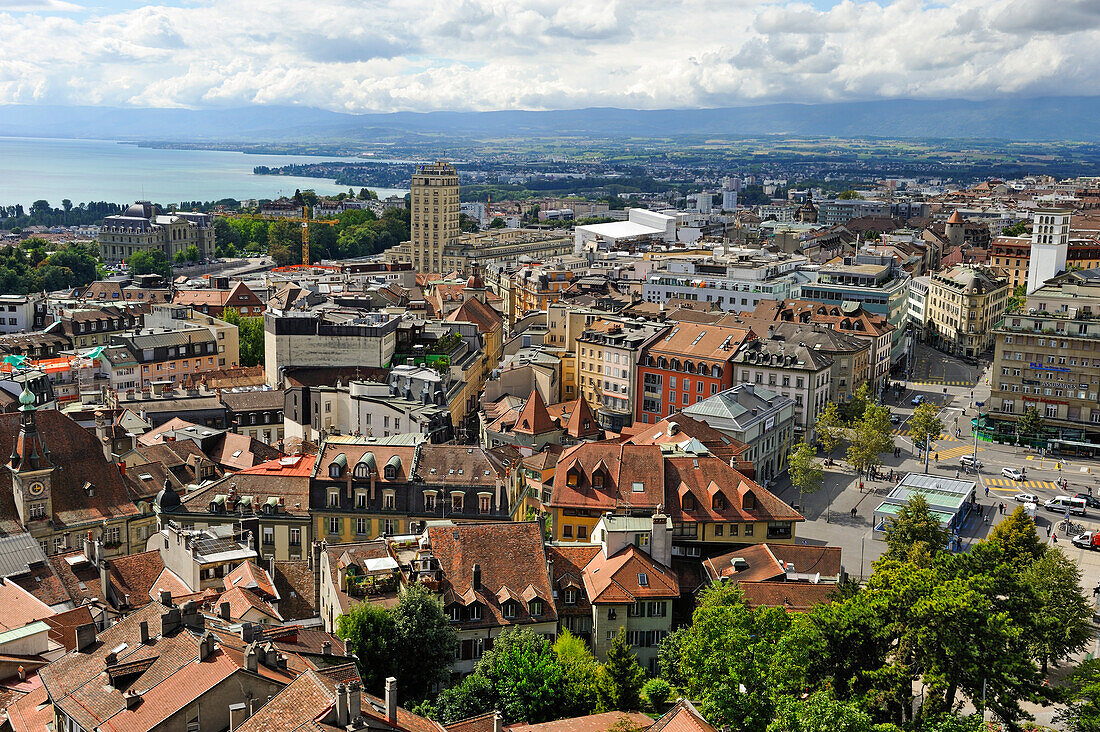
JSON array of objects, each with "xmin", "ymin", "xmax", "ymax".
[{"xmin": 4, "ymin": 97, "xmax": 1100, "ymax": 142}]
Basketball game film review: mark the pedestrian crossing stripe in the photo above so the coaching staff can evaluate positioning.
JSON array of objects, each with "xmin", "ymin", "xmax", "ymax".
[
  {"xmin": 910, "ymin": 380, "xmax": 976, "ymax": 387},
  {"xmin": 934, "ymin": 444, "xmax": 986, "ymax": 459},
  {"xmin": 983, "ymin": 479, "xmax": 1057, "ymax": 490},
  {"xmin": 891, "ymin": 428, "xmax": 963, "ymax": 442}
]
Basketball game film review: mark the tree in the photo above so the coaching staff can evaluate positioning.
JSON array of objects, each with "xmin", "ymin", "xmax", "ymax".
[
  {"xmin": 268, "ymin": 219, "xmax": 301, "ymax": 266},
  {"xmin": 553, "ymin": 630, "xmax": 598, "ymax": 717},
  {"xmin": 1019, "ymin": 546, "xmax": 1093, "ymax": 672},
  {"xmin": 787, "ymin": 440, "xmax": 823, "ymax": 504},
  {"xmin": 127, "ymin": 249, "xmax": 172, "ymax": 278},
  {"xmin": 984, "ymin": 507, "xmax": 1044, "ymax": 565},
  {"xmin": 336, "ymin": 601, "xmax": 397, "ymax": 695},
  {"xmin": 222, "ymin": 308, "xmax": 264, "ymax": 367},
  {"xmin": 428, "ymin": 674, "xmax": 496, "ymax": 723},
  {"xmin": 359, "ymin": 188, "xmax": 378, "ymax": 200},
  {"xmin": 1017, "ymin": 405, "xmax": 1044, "ymax": 440},
  {"xmin": 596, "ymin": 628, "xmax": 646, "ymax": 713},
  {"xmin": 488, "ymin": 217, "xmax": 506, "ymax": 229},
  {"xmin": 882, "ymin": 494, "xmax": 949, "ymax": 559},
  {"xmin": 657, "ymin": 626, "xmax": 688, "ymax": 689},
  {"xmin": 389, "ymin": 583, "xmax": 458, "ymax": 704},
  {"xmin": 767, "ymin": 689, "xmax": 892, "ymax": 732},
  {"xmin": 1055, "ymin": 659, "xmax": 1100, "ymax": 732},
  {"xmin": 908, "ymin": 402, "xmax": 943, "ymax": 473},
  {"xmin": 846, "ymin": 403, "xmax": 893, "ymax": 477},
  {"xmin": 173, "ymin": 244, "xmax": 200, "ymax": 264},
  {"xmin": 458, "ymin": 213, "xmax": 480, "ymax": 232},
  {"xmin": 814, "ymin": 402, "xmax": 843, "ymax": 457},
  {"xmin": 307, "ymin": 223, "xmax": 338, "ymax": 262},
  {"xmin": 641, "ymin": 678, "xmax": 671, "ymax": 713},
  {"xmin": 837, "ymin": 190, "xmax": 861, "ymax": 200},
  {"xmin": 1002, "ymin": 221, "xmax": 1029, "ymax": 237},
  {"xmin": 1006, "ymin": 284, "xmax": 1027, "ymax": 314},
  {"xmin": 477, "ymin": 627, "xmax": 567, "ymax": 723}
]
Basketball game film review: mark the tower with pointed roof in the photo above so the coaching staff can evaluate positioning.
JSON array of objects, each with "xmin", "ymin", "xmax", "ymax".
[
  {"xmin": 8, "ymin": 385, "xmax": 55, "ymax": 526},
  {"xmin": 945, "ymin": 210, "xmax": 965, "ymax": 248},
  {"xmin": 795, "ymin": 190, "xmax": 817, "ymax": 223}
]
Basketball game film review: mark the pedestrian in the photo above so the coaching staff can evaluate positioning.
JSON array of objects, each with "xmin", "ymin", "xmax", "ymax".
[
  {"xmin": 1046, "ymin": 525, "xmax": 1051, "ymax": 537},
  {"xmin": 985, "ymin": 485, "xmax": 989, "ymax": 497},
  {"xmin": 955, "ymin": 469, "xmax": 960, "ymax": 479},
  {"xmin": 1053, "ymin": 533, "xmax": 1058, "ymax": 544},
  {"xmin": 859, "ymin": 481, "xmax": 864, "ymax": 493},
  {"xmin": 1092, "ymin": 583, "xmax": 1099, "ymax": 598},
  {"xmin": 935, "ymin": 453, "xmax": 939, "ymax": 463}
]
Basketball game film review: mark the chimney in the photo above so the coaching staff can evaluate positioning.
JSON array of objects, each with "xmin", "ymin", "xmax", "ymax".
[
  {"xmin": 17, "ymin": 665, "xmax": 26, "ymax": 682},
  {"xmin": 384, "ymin": 677, "xmax": 398, "ymax": 723},
  {"xmin": 229, "ymin": 702, "xmax": 249, "ymax": 731},
  {"xmin": 241, "ymin": 622, "xmax": 254, "ymax": 643},
  {"xmin": 159, "ymin": 589, "xmax": 172, "ymax": 606},
  {"xmin": 472, "ymin": 563, "xmax": 481, "ymax": 592},
  {"xmin": 245, "ymin": 643, "xmax": 259, "ymax": 673},
  {"xmin": 199, "ymin": 633, "xmax": 217, "ymax": 661},
  {"xmin": 650, "ymin": 508, "xmax": 672, "ymax": 567},
  {"xmin": 348, "ymin": 680, "xmax": 361, "ymax": 721},
  {"xmin": 161, "ymin": 607, "xmax": 181, "ymax": 636},
  {"xmin": 220, "ymin": 601, "xmax": 231, "ymax": 620},
  {"xmin": 321, "ymin": 640, "xmax": 332, "ymax": 655},
  {"xmin": 493, "ymin": 711, "xmax": 503, "ymax": 732},
  {"xmin": 124, "ymin": 690, "xmax": 142, "ymax": 710},
  {"xmin": 75, "ymin": 623, "xmax": 97, "ymax": 652},
  {"xmin": 139, "ymin": 621, "xmax": 150, "ymax": 644},
  {"xmin": 335, "ymin": 683, "xmax": 350, "ymax": 727}
]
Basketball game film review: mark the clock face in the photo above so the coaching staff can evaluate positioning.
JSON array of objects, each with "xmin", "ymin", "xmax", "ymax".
[{"xmin": 28, "ymin": 481, "xmax": 45, "ymax": 496}]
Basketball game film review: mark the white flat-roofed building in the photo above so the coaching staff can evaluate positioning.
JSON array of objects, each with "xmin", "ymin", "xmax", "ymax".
[{"xmin": 574, "ymin": 209, "xmax": 677, "ymax": 254}]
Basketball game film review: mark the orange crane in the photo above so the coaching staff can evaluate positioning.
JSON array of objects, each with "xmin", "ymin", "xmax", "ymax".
[{"xmin": 224, "ymin": 207, "xmax": 337, "ymax": 265}]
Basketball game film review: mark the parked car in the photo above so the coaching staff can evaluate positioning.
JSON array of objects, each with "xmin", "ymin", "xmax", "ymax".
[
  {"xmin": 1001, "ymin": 467, "xmax": 1025, "ymax": 481},
  {"xmin": 911, "ymin": 395, "xmax": 926, "ymax": 406},
  {"xmin": 1013, "ymin": 492, "xmax": 1040, "ymax": 504},
  {"xmin": 890, "ymin": 413, "xmax": 901, "ymax": 424},
  {"xmin": 1073, "ymin": 492, "xmax": 1100, "ymax": 509},
  {"xmin": 959, "ymin": 454, "xmax": 983, "ymax": 469}
]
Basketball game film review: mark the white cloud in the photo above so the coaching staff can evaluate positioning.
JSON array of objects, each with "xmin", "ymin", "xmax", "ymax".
[{"xmin": 0, "ymin": 0, "xmax": 1098, "ymax": 111}]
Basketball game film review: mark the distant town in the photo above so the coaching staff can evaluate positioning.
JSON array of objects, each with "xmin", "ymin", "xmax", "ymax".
[{"xmin": 0, "ymin": 160, "xmax": 1098, "ymax": 732}]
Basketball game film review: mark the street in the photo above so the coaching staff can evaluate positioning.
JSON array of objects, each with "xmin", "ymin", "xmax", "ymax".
[{"xmin": 771, "ymin": 346, "xmax": 1100, "ymax": 725}]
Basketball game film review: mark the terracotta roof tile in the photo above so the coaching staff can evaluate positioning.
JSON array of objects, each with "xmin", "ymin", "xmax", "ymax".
[
  {"xmin": 273, "ymin": 560, "xmax": 318, "ymax": 621},
  {"xmin": 738, "ymin": 581, "xmax": 837, "ymax": 612},
  {"xmin": 513, "ymin": 389, "xmax": 556, "ymax": 436},
  {"xmin": 507, "ymin": 711, "xmax": 654, "ymax": 732},
  {"xmin": 648, "ymin": 700, "xmax": 715, "ymax": 732},
  {"xmin": 583, "ymin": 545, "xmax": 679, "ymax": 604}
]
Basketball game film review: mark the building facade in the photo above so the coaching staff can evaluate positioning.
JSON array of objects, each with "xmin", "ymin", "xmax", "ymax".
[
  {"xmin": 410, "ymin": 161, "xmax": 461, "ymax": 274},
  {"xmin": 926, "ymin": 266, "xmax": 1010, "ymax": 358},
  {"xmin": 99, "ymin": 202, "xmax": 214, "ymax": 264}
]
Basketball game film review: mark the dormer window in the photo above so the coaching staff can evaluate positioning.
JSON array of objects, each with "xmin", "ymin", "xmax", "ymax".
[
  {"xmin": 448, "ymin": 605, "xmax": 461, "ymax": 622},
  {"xmin": 384, "ymin": 466, "xmax": 397, "ymax": 480},
  {"xmin": 503, "ymin": 601, "xmax": 517, "ymax": 619},
  {"xmin": 743, "ymin": 491, "xmax": 757, "ymax": 510},
  {"xmin": 592, "ymin": 472, "xmax": 604, "ymax": 489},
  {"xmin": 682, "ymin": 494, "xmax": 695, "ymax": 511},
  {"xmin": 713, "ymin": 493, "xmax": 727, "ymax": 511},
  {"xmin": 564, "ymin": 589, "xmax": 577, "ymax": 605},
  {"xmin": 528, "ymin": 599, "xmax": 543, "ymax": 616},
  {"xmin": 566, "ymin": 469, "xmax": 579, "ymax": 487},
  {"xmin": 468, "ymin": 603, "xmax": 482, "ymax": 621}
]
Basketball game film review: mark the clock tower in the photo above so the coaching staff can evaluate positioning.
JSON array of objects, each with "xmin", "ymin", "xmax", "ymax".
[{"xmin": 8, "ymin": 385, "xmax": 54, "ymax": 527}]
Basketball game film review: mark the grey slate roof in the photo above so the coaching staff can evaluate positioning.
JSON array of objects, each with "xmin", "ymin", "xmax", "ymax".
[{"xmin": 0, "ymin": 532, "xmax": 51, "ymax": 578}]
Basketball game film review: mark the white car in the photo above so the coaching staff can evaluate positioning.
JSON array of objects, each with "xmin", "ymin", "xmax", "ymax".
[
  {"xmin": 1014, "ymin": 492, "xmax": 1040, "ymax": 504},
  {"xmin": 960, "ymin": 455, "xmax": 983, "ymax": 469},
  {"xmin": 1002, "ymin": 468, "xmax": 1025, "ymax": 481}
]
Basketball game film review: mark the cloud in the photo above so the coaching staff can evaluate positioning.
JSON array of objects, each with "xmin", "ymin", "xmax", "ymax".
[
  {"xmin": 0, "ymin": 0, "xmax": 1099, "ymax": 112},
  {"xmin": 0, "ymin": 0, "xmax": 81, "ymax": 10}
]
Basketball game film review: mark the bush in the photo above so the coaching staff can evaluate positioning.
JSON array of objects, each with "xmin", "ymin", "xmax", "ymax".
[{"xmin": 642, "ymin": 678, "xmax": 672, "ymax": 712}]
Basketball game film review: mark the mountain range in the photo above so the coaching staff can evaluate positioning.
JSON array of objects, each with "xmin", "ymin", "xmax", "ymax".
[{"xmin": 3, "ymin": 97, "xmax": 1100, "ymax": 142}]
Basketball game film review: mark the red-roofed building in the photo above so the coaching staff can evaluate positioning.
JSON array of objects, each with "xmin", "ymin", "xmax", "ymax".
[{"xmin": 634, "ymin": 322, "xmax": 755, "ymax": 424}]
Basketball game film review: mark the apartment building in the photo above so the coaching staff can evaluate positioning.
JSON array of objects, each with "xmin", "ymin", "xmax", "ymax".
[
  {"xmin": 410, "ymin": 161, "xmax": 461, "ymax": 273},
  {"xmin": 576, "ymin": 319, "xmax": 667, "ymax": 431},
  {"xmin": 730, "ymin": 337, "xmax": 832, "ymax": 441},
  {"xmin": 987, "ymin": 268, "xmax": 1100, "ymax": 455},
  {"xmin": 926, "ymin": 266, "xmax": 1010, "ymax": 358},
  {"xmin": 264, "ymin": 309, "xmax": 401, "ymax": 387},
  {"xmin": 510, "ymin": 266, "xmax": 575, "ymax": 324},
  {"xmin": 0, "ymin": 292, "xmax": 45, "ymax": 334},
  {"xmin": 634, "ymin": 322, "xmax": 755, "ymax": 425},
  {"xmin": 797, "ymin": 254, "xmax": 911, "ymax": 364}
]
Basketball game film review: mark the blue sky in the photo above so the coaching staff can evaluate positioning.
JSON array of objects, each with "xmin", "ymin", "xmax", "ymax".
[{"xmin": 0, "ymin": 0, "xmax": 1097, "ymax": 112}]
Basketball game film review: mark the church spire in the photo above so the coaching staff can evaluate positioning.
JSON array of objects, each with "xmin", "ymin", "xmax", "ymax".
[{"xmin": 10, "ymin": 384, "xmax": 50, "ymax": 473}]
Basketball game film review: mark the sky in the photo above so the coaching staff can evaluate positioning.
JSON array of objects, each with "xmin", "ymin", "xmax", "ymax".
[{"xmin": 1, "ymin": 0, "xmax": 1098, "ymax": 113}]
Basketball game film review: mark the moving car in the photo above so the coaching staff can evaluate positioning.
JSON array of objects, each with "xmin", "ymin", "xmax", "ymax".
[
  {"xmin": 1001, "ymin": 467, "xmax": 1025, "ymax": 481},
  {"xmin": 911, "ymin": 395, "xmax": 926, "ymax": 406},
  {"xmin": 1073, "ymin": 492, "xmax": 1100, "ymax": 509},
  {"xmin": 890, "ymin": 413, "xmax": 901, "ymax": 424},
  {"xmin": 1071, "ymin": 531, "xmax": 1099, "ymax": 550},
  {"xmin": 959, "ymin": 454, "xmax": 983, "ymax": 469},
  {"xmin": 1013, "ymin": 492, "xmax": 1040, "ymax": 504},
  {"xmin": 1044, "ymin": 495, "xmax": 1087, "ymax": 516}
]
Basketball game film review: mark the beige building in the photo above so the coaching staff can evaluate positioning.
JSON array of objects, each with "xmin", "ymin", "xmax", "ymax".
[
  {"xmin": 926, "ymin": 266, "xmax": 1010, "ymax": 358},
  {"xmin": 410, "ymin": 161, "xmax": 460, "ymax": 273},
  {"xmin": 987, "ymin": 268, "xmax": 1100, "ymax": 455},
  {"xmin": 99, "ymin": 202, "xmax": 214, "ymax": 264}
]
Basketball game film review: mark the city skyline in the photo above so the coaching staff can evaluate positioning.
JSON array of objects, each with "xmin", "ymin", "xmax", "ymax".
[{"xmin": 1, "ymin": 0, "xmax": 1100, "ymax": 113}]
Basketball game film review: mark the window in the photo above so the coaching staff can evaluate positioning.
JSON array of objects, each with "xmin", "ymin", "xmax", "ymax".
[
  {"xmin": 262, "ymin": 527, "xmax": 274, "ymax": 545},
  {"xmin": 29, "ymin": 503, "xmax": 45, "ymax": 519},
  {"xmin": 357, "ymin": 493, "xmax": 367, "ymax": 509},
  {"xmin": 384, "ymin": 493, "xmax": 395, "ymax": 510},
  {"xmin": 479, "ymin": 495, "xmax": 491, "ymax": 513},
  {"xmin": 469, "ymin": 604, "xmax": 482, "ymax": 621},
  {"xmin": 632, "ymin": 481, "xmax": 644, "ymax": 493},
  {"xmin": 452, "ymin": 494, "xmax": 463, "ymax": 512},
  {"xmin": 638, "ymin": 573, "xmax": 649, "ymax": 587},
  {"xmin": 425, "ymin": 493, "xmax": 436, "ymax": 511},
  {"xmin": 744, "ymin": 523, "xmax": 754, "ymax": 536},
  {"xmin": 328, "ymin": 517, "xmax": 341, "ymax": 535},
  {"xmin": 564, "ymin": 589, "xmax": 577, "ymax": 605},
  {"xmin": 356, "ymin": 518, "xmax": 368, "ymax": 535},
  {"xmin": 714, "ymin": 524, "xmax": 724, "ymax": 537},
  {"xmin": 384, "ymin": 519, "xmax": 395, "ymax": 534},
  {"xmin": 329, "ymin": 492, "xmax": 339, "ymax": 507},
  {"xmin": 289, "ymin": 528, "xmax": 301, "ymax": 546},
  {"xmin": 563, "ymin": 525, "xmax": 573, "ymax": 538},
  {"xmin": 577, "ymin": 525, "xmax": 588, "ymax": 539},
  {"xmin": 449, "ymin": 605, "xmax": 462, "ymax": 622},
  {"xmin": 503, "ymin": 601, "xmax": 517, "ymax": 619}
]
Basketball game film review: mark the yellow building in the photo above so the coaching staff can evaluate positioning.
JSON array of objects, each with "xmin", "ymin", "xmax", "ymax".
[
  {"xmin": 926, "ymin": 265, "xmax": 1010, "ymax": 359},
  {"xmin": 410, "ymin": 161, "xmax": 460, "ymax": 274}
]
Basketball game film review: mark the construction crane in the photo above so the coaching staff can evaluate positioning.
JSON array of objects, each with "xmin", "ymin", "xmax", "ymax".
[{"xmin": 224, "ymin": 207, "xmax": 337, "ymax": 265}]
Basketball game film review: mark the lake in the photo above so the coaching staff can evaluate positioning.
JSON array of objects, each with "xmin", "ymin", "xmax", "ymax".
[{"xmin": 0, "ymin": 137, "xmax": 408, "ymax": 209}]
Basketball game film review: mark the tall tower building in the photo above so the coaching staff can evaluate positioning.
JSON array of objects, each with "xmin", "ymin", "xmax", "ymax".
[
  {"xmin": 1027, "ymin": 208, "xmax": 1071, "ymax": 294},
  {"xmin": 410, "ymin": 161, "xmax": 460, "ymax": 273}
]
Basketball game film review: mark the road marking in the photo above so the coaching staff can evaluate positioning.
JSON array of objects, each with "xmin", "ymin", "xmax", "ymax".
[
  {"xmin": 935, "ymin": 444, "xmax": 985, "ymax": 459},
  {"xmin": 984, "ymin": 478, "xmax": 1057, "ymax": 489}
]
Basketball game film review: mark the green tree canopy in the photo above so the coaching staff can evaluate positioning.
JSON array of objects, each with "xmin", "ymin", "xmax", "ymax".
[
  {"xmin": 787, "ymin": 440, "xmax": 823, "ymax": 501},
  {"xmin": 908, "ymin": 402, "xmax": 944, "ymax": 461},
  {"xmin": 597, "ymin": 628, "xmax": 646, "ymax": 713},
  {"xmin": 553, "ymin": 630, "xmax": 599, "ymax": 718},
  {"xmin": 390, "ymin": 583, "xmax": 458, "ymax": 704},
  {"xmin": 335, "ymin": 601, "xmax": 397, "ymax": 695},
  {"xmin": 846, "ymin": 402, "xmax": 894, "ymax": 477},
  {"xmin": 221, "ymin": 308, "xmax": 263, "ymax": 367},
  {"xmin": 881, "ymin": 494, "xmax": 950, "ymax": 560},
  {"xmin": 127, "ymin": 249, "xmax": 172, "ymax": 279},
  {"xmin": 1017, "ymin": 405, "xmax": 1045, "ymax": 438},
  {"xmin": 814, "ymin": 402, "xmax": 843, "ymax": 456},
  {"xmin": 1055, "ymin": 659, "xmax": 1100, "ymax": 732}
]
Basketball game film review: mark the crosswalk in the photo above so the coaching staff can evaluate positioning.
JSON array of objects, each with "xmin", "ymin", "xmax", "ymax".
[
  {"xmin": 934, "ymin": 444, "xmax": 984, "ymax": 460},
  {"xmin": 984, "ymin": 478, "xmax": 1059, "ymax": 490},
  {"xmin": 910, "ymin": 379, "xmax": 976, "ymax": 387},
  {"xmin": 891, "ymin": 428, "xmax": 965, "ymax": 442}
]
